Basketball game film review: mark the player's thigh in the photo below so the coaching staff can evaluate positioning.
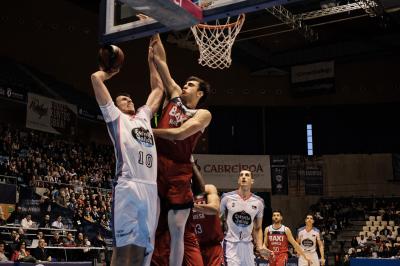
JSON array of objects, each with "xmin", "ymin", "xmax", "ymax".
[
  {"xmin": 223, "ymin": 240, "xmax": 241, "ymax": 266},
  {"xmin": 202, "ymin": 244, "xmax": 224, "ymax": 266},
  {"xmin": 299, "ymin": 253, "xmax": 319, "ymax": 266},
  {"xmin": 113, "ymin": 181, "xmax": 156, "ymax": 252}
]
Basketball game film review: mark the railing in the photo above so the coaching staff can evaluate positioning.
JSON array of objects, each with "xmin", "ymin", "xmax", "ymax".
[
  {"xmin": 0, "ymin": 175, "xmax": 17, "ymax": 184},
  {"xmin": 0, "ymin": 173, "xmax": 111, "ymax": 194}
]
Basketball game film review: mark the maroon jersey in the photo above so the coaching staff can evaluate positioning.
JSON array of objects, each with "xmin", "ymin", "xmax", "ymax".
[
  {"xmin": 156, "ymin": 97, "xmax": 202, "ymax": 163},
  {"xmin": 191, "ymin": 195, "xmax": 224, "ymax": 245},
  {"xmin": 266, "ymin": 225, "xmax": 289, "ymax": 255}
]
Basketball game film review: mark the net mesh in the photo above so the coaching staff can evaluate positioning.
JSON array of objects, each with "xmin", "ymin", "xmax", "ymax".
[{"xmin": 190, "ymin": 14, "xmax": 245, "ymax": 69}]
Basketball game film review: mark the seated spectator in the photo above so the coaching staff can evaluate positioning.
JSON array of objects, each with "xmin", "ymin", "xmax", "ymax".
[
  {"xmin": 35, "ymin": 231, "xmax": 45, "ymax": 241},
  {"xmin": 0, "ymin": 208, "xmax": 6, "ymax": 226},
  {"xmin": 20, "ymin": 214, "xmax": 35, "ymax": 229},
  {"xmin": 63, "ymin": 232, "xmax": 76, "ymax": 247},
  {"xmin": 0, "ymin": 241, "xmax": 9, "ymax": 262},
  {"xmin": 32, "ymin": 238, "xmax": 51, "ymax": 262},
  {"xmin": 83, "ymin": 210, "xmax": 94, "ymax": 223},
  {"xmin": 10, "ymin": 241, "xmax": 35, "ymax": 262},
  {"xmin": 380, "ymin": 225, "xmax": 392, "ymax": 237},
  {"xmin": 39, "ymin": 214, "xmax": 51, "ymax": 228},
  {"xmin": 387, "ymin": 230, "xmax": 396, "ymax": 242},
  {"xmin": 49, "ymin": 232, "xmax": 63, "ymax": 246},
  {"xmin": 75, "ymin": 232, "xmax": 85, "ymax": 247},
  {"xmin": 51, "ymin": 215, "xmax": 64, "ymax": 229},
  {"xmin": 357, "ymin": 235, "xmax": 367, "ymax": 247}
]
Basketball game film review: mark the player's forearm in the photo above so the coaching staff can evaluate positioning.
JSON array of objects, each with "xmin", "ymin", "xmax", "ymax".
[
  {"xmin": 91, "ymin": 71, "xmax": 112, "ymax": 106},
  {"xmin": 191, "ymin": 163, "xmax": 206, "ymax": 195},
  {"xmin": 153, "ymin": 55, "xmax": 180, "ymax": 97},
  {"xmin": 152, "ymin": 128, "xmax": 181, "ymax": 141},
  {"xmin": 293, "ymin": 243, "xmax": 307, "ymax": 257},
  {"xmin": 194, "ymin": 203, "xmax": 218, "ymax": 215},
  {"xmin": 320, "ymin": 245, "xmax": 325, "ymax": 259},
  {"xmin": 253, "ymin": 227, "xmax": 263, "ymax": 249}
]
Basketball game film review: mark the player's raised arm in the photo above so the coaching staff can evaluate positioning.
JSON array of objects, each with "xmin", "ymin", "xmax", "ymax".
[
  {"xmin": 146, "ymin": 45, "xmax": 164, "ymax": 114},
  {"xmin": 90, "ymin": 70, "xmax": 118, "ymax": 106},
  {"xmin": 152, "ymin": 109, "xmax": 211, "ymax": 141},
  {"xmin": 151, "ymin": 34, "xmax": 181, "ymax": 99}
]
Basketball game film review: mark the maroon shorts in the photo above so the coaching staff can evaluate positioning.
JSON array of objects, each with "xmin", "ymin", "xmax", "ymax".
[
  {"xmin": 268, "ymin": 253, "xmax": 288, "ymax": 266},
  {"xmin": 200, "ymin": 243, "xmax": 224, "ymax": 266},
  {"xmin": 158, "ymin": 155, "xmax": 194, "ymax": 209}
]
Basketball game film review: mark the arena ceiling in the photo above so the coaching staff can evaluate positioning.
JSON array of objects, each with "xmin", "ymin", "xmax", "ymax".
[
  {"xmin": 66, "ymin": 0, "xmax": 400, "ymax": 72},
  {"xmin": 1, "ymin": 0, "xmax": 400, "ymax": 102}
]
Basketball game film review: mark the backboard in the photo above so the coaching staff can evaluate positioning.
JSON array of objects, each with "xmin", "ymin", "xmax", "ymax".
[{"xmin": 99, "ymin": 0, "xmax": 302, "ymax": 44}]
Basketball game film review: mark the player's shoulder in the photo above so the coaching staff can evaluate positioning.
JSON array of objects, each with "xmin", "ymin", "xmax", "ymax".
[
  {"xmin": 221, "ymin": 191, "xmax": 237, "ymax": 200},
  {"xmin": 250, "ymin": 193, "xmax": 264, "ymax": 205},
  {"xmin": 195, "ymin": 109, "xmax": 212, "ymax": 121},
  {"xmin": 297, "ymin": 226, "xmax": 305, "ymax": 233},
  {"xmin": 312, "ymin": 227, "xmax": 320, "ymax": 233}
]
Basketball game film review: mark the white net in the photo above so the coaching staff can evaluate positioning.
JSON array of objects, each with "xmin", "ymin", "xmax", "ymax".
[{"xmin": 190, "ymin": 14, "xmax": 245, "ymax": 69}]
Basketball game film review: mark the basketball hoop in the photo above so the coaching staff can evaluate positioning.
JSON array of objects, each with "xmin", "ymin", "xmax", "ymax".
[{"xmin": 191, "ymin": 13, "xmax": 245, "ymax": 69}]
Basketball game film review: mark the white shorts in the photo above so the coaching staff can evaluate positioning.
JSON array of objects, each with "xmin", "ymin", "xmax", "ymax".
[
  {"xmin": 298, "ymin": 252, "xmax": 319, "ymax": 266},
  {"xmin": 112, "ymin": 179, "xmax": 159, "ymax": 253},
  {"xmin": 223, "ymin": 240, "xmax": 255, "ymax": 266}
]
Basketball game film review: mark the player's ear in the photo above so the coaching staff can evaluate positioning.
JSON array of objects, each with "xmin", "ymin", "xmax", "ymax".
[{"xmin": 197, "ymin": 90, "xmax": 204, "ymax": 98}]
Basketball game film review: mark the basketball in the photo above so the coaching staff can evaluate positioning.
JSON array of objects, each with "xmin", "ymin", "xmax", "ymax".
[{"xmin": 98, "ymin": 45, "xmax": 125, "ymax": 72}]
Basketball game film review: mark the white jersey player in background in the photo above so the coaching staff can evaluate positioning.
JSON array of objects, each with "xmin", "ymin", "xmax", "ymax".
[
  {"xmin": 297, "ymin": 214, "xmax": 325, "ymax": 266},
  {"xmin": 90, "ymin": 40, "xmax": 163, "ymax": 266},
  {"xmin": 220, "ymin": 170, "xmax": 272, "ymax": 266}
]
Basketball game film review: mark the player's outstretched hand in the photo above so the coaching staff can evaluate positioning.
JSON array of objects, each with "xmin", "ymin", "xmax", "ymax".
[
  {"xmin": 96, "ymin": 69, "xmax": 119, "ymax": 81},
  {"xmin": 257, "ymin": 246, "xmax": 274, "ymax": 259}
]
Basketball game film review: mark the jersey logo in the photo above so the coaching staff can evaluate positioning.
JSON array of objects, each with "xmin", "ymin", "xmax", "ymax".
[
  {"xmin": 232, "ymin": 211, "xmax": 251, "ymax": 227},
  {"xmin": 301, "ymin": 238, "xmax": 314, "ymax": 247},
  {"xmin": 131, "ymin": 127, "xmax": 154, "ymax": 147},
  {"xmin": 269, "ymin": 235, "xmax": 284, "ymax": 242},
  {"xmin": 252, "ymin": 205, "xmax": 257, "ymax": 210},
  {"xmin": 231, "ymin": 202, "xmax": 235, "ymax": 208}
]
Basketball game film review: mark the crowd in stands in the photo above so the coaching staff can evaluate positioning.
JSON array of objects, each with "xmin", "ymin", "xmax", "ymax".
[
  {"xmin": 0, "ymin": 124, "xmax": 113, "ymax": 262},
  {"xmin": 307, "ymin": 197, "xmax": 400, "ymax": 264},
  {"xmin": 346, "ymin": 198, "xmax": 400, "ymax": 261}
]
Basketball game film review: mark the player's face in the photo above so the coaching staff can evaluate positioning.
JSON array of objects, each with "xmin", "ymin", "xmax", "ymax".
[
  {"xmin": 272, "ymin": 212, "xmax": 282, "ymax": 223},
  {"xmin": 305, "ymin": 215, "xmax": 314, "ymax": 226},
  {"xmin": 238, "ymin": 170, "xmax": 253, "ymax": 187},
  {"xmin": 116, "ymin": 95, "xmax": 135, "ymax": 115},
  {"xmin": 181, "ymin": 80, "xmax": 202, "ymax": 103}
]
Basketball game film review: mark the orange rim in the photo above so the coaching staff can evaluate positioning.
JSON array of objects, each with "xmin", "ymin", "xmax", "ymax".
[{"xmin": 195, "ymin": 14, "xmax": 245, "ymax": 30}]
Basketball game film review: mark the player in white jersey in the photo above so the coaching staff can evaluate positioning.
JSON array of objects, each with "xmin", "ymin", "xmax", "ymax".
[
  {"xmin": 91, "ymin": 41, "xmax": 163, "ymax": 266},
  {"xmin": 297, "ymin": 214, "xmax": 325, "ymax": 266},
  {"xmin": 220, "ymin": 170, "xmax": 272, "ymax": 266}
]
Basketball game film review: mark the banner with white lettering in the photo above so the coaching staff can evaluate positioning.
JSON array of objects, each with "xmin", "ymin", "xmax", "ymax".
[
  {"xmin": 26, "ymin": 93, "xmax": 77, "ymax": 135},
  {"xmin": 192, "ymin": 154, "xmax": 271, "ymax": 190},
  {"xmin": 291, "ymin": 61, "xmax": 335, "ymax": 97}
]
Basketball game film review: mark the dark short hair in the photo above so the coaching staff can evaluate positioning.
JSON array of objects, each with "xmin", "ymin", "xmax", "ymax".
[
  {"xmin": 305, "ymin": 213, "xmax": 314, "ymax": 219},
  {"xmin": 114, "ymin": 93, "xmax": 132, "ymax": 104},
  {"xmin": 272, "ymin": 209, "xmax": 283, "ymax": 216},
  {"xmin": 186, "ymin": 76, "xmax": 210, "ymax": 105}
]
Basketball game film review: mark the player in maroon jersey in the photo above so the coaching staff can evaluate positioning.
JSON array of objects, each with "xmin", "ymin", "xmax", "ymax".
[
  {"xmin": 151, "ymin": 34, "xmax": 212, "ymax": 266},
  {"xmin": 263, "ymin": 210, "xmax": 311, "ymax": 266},
  {"xmin": 192, "ymin": 182, "xmax": 224, "ymax": 266}
]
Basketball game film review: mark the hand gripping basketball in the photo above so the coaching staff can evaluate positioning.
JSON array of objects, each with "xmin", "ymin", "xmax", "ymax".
[{"xmin": 98, "ymin": 45, "xmax": 125, "ymax": 73}]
